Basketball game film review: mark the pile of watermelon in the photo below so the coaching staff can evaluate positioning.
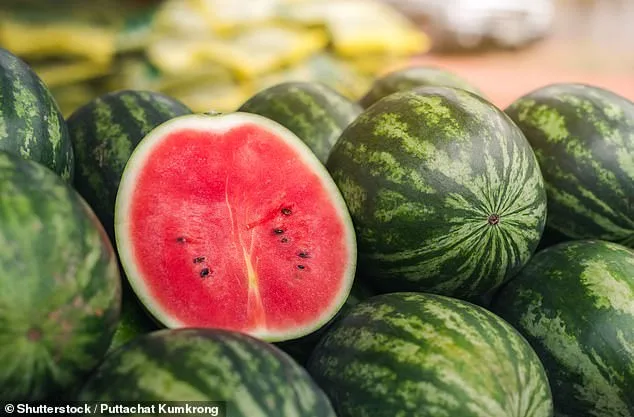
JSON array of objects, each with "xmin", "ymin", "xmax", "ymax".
[{"xmin": 1, "ymin": 45, "xmax": 632, "ymax": 417}]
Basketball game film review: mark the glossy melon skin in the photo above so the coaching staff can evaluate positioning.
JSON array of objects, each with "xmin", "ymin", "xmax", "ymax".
[
  {"xmin": 491, "ymin": 240, "xmax": 634, "ymax": 417},
  {"xmin": 78, "ymin": 328, "xmax": 337, "ymax": 417},
  {"xmin": 0, "ymin": 47, "xmax": 74, "ymax": 182},
  {"xmin": 359, "ymin": 65, "xmax": 483, "ymax": 109},
  {"xmin": 307, "ymin": 292, "xmax": 554, "ymax": 417},
  {"xmin": 0, "ymin": 151, "xmax": 121, "ymax": 400},
  {"xmin": 239, "ymin": 81, "xmax": 362, "ymax": 164},
  {"xmin": 505, "ymin": 83, "xmax": 634, "ymax": 247},
  {"xmin": 327, "ymin": 86, "xmax": 547, "ymax": 300},
  {"xmin": 114, "ymin": 112, "xmax": 357, "ymax": 342}
]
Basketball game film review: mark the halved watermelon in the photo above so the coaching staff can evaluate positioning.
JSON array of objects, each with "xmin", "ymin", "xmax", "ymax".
[{"xmin": 114, "ymin": 113, "xmax": 357, "ymax": 342}]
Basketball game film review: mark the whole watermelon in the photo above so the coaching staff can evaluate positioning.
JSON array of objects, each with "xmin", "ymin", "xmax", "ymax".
[
  {"xmin": 0, "ymin": 150, "xmax": 121, "ymax": 400},
  {"xmin": 491, "ymin": 240, "xmax": 634, "ymax": 417},
  {"xmin": 67, "ymin": 89, "xmax": 192, "ymax": 240},
  {"xmin": 0, "ymin": 47, "xmax": 74, "ymax": 181},
  {"xmin": 239, "ymin": 81, "xmax": 362, "ymax": 164},
  {"xmin": 359, "ymin": 65, "xmax": 483, "ymax": 108},
  {"xmin": 307, "ymin": 292, "xmax": 554, "ymax": 417},
  {"xmin": 505, "ymin": 83, "xmax": 634, "ymax": 247},
  {"xmin": 78, "ymin": 328, "xmax": 337, "ymax": 417},
  {"xmin": 326, "ymin": 86, "xmax": 547, "ymax": 300}
]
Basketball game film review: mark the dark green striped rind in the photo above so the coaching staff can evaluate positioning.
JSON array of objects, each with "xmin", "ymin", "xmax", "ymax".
[
  {"xmin": 67, "ymin": 90, "xmax": 192, "ymax": 240},
  {"xmin": 505, "ymin": 83, "xmax": 634, "ymax": 247},
  {"xmin": 307, "ymin": 292, "xmax": 553, "ymax": 417},
  {"xmin": 238, "ymin": 81, "xmax": 362, "ymax": 163},
  {"xmin": 0, "ymin": 151, "xmax": 121, "ymax": 401},
  {"xmin": 490, "ymin": 240, "xmax": 634, "ymax": 417},
  {"xmin": 78, "ymin": 328, "xmax": 336, "ymax": 417},
  {"xmin": 327, "ymin": 86, "xmax": 547, "ymax": 299},
  {"xmin": 0, "ymin": 47, "xmax": 74, "ymax": 182},
  {"xmin": 359, "ymin": 66, "xmax": 484, "ymax": 109}
]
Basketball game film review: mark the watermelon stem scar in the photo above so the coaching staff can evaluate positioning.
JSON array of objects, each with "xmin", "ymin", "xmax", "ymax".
[
  {"xmin": 114, "ymin": 112, "xmax": 356, "ymax": 342},
  {"xmin": 488, "ymin": 214, "xmax": 501, "ymax": 225}
]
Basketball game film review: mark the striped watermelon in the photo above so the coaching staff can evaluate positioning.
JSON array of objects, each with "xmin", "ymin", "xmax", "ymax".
[
  {"xmin": 0, "ymin": 47, "xmax": 74, "ymax": 181},
  {"xmin": 67, "ymin": 90, "xmax": 192, "ymax": 240},
  {"xmin": 505, "ymin": 83, "xmax": 634, "ymax": 247},
  {"xmin": 490, "ymin": 240, "xmax": 634, "ymax": 417},
  {"xmin": 78, "ymin": 328, "xmax": 336, "ymax": 416},
  {"xmin": 359, "ymin": 65, "xmax": 483, "ymax": 108},
  {"xmin": 326, "ymin": 86, "xmax": 547, "ymax": 300},
  {"xmin": 307, "ymin": 292, "xmax": 554, "ymax": 417},
  {"xmin": 0, "ymin": 151, "xmax": 121, "ymax": 400},
  {"xmin": 238, "ymin": 82, "xmax": 362, "ymax": 163}
]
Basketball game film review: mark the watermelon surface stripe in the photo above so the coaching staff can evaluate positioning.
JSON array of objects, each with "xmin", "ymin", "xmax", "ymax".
[
  {"xmin": 327, "ymin": 87, "xmax": 546, "ymax": 297},
  {"xmin": 505, "ymin": 84, "xmax": 634, "ymax": 245},
  {"xmin": 307, "ymin": 292, "xmax": 553, "ymax": 417},
  {"xmin": 492, "ymin": 240, "xmax": 634, "ymax": 416}
]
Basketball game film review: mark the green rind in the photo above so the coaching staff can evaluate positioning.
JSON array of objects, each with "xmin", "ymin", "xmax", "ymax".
[
  {"xmin": 307, "ymin": 292, "xmax": 554, "ymax": 417},
  {"xmin": 505, "ymin": 83, "xmax": 634, "ymax": 246},
  {"xmin": 0, "ymin": 150, "xmax": 121, "ymax": 400},
  {"xmin": 359, "ymin": 66, "xmax": 484, "ymax": 109},
  {"xmin": 67, "ymin": 89, "xmax": 192, "ymax": 241},
  {"xmin": 0, "ymin": 47, "xmax": 74, "ymax": 182},
  {"xmin": 238, "ymin": 81, "xmax": 362, "ymax": 163},
  {"xmin": 491, "ymin": 240, "xmax": 634, "ymax": 417},
  {"xmin": 78, "ymin": 328, "xmax": 337, "ymax": 417},
  {"xmin": 326, "ymin": 86, "xmax": 547, "ymax": 299}
]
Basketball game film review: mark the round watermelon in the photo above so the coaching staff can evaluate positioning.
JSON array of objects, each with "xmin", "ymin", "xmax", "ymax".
[
  {"xmin": 359, "ymin": 65, "xmax": 483, "ymax": 108},
  {"xmin": 67, "ymin": 89, "xmax": 192, "ymax": 241},
  {"xmin": 114, "ymin": 112, "xmax": 357, "ymax": 342},
  {"xmin": 238, "ymin": 81, "xmax": 362, "ymax": 164},
  {"xmin": 307, "ymin": 292, "xmax": 554, "ymax": 417},
  {"xmin": 326, "ymin": 86, "xmax": 547, "ymax": 300},
  {"xmin": 0, "ymin": 150, "xmax": 121, "ymax": 400},
  {"xmin": 505, "ymin": 83, "xmax": 634, "ymax": 247},
  {"xmin": 78, "ymin": 328, "xmax": 337, "ymax": 417},
  {"xmin": 0, "ymin": 47, "xmax": 74, "ymax": 182},
  {"xmin": 491, "ymin": 240, "xmax": 634, "ymax": 417}
]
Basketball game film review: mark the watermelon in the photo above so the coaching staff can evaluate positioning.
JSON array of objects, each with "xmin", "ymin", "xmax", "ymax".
[
  {"xmin": 505, "ymin": 83, "xmax": 634, "ymax": 247},
  {"xmin": 307, "ymin": 292, "xmax": 554, "ymax": 417},
  {"xmin": 0, "ymin": 47, "xmax": 74, "ymax": 181},
  {"xmin": 326, "ymin": 86, "xmax": 547, "ymax": 300},
  {"xmin": 114, "ymin": 112, "xmax": 357, "ymax": 342},
  {"xmin": 77, "ymin": 328, "xmax": 336, "ymax": 416},
  {"xmin": 238, "ymin": 81, "xmax": 362, "ymax": 164},
  {"xmin": 490, "ymin": 240, "xmax": 634, "ymax": 417},
  {"xmin": 0, "ymin": 150, "xmax": 121, "ymax": 401},
  {"xmin": 67, "ymin": 89, "xmax": 192, "ymax": 241},
  {"xmin": 359, "ymin": 65, "xmax": 483, "ymax": 108}
]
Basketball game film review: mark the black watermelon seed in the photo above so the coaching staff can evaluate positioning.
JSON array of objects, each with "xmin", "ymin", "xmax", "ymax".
[
  {"xmin": 200, "ymin": 268, "xmax": 210, "ymax": 278},
  {"xmin": 297, "ymin": 265, "xmax": 305, "ymax": 270},
  {"xmin": 193, "ymin": 257, "xmax": 205, "ymax": 264},
  {"xmin": 281, "ymin": 208, "xmax": 292, "ymax": 215}
]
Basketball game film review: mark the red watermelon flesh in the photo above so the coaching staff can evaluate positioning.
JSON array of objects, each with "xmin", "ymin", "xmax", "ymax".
[{"xmin": 115, "ymin": 113, "xmax": 356, "ymax": 342}]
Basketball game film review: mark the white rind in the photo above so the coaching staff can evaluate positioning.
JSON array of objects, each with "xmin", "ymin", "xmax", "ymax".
[{"xmin": 114, "ymin": 112, "xmax": 357, "ymax": 342}]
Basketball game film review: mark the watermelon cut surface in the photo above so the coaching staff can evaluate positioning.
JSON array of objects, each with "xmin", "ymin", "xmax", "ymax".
[{"xmin": 115, "ymin": 113, "xmax": 356, "ymax": 342}]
